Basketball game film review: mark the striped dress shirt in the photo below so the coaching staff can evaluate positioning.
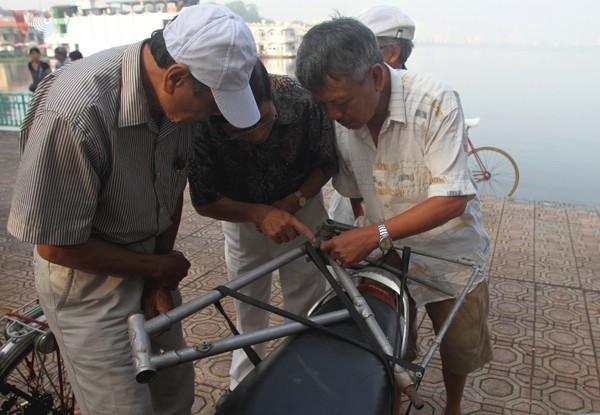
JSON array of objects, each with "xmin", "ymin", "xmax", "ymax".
[{"xmin": 8, "ymin": 41, "xmax": 194, "ymax": 246}]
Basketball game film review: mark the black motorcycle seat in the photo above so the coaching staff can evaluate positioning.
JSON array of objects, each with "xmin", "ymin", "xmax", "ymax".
[{"xmin": 217, "ymin": 291, "xmax": 401, "ymax": 415}]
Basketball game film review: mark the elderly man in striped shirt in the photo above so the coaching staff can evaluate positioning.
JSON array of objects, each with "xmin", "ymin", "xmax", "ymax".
[{"xmin": 7, "ymin": 5, "xmax": 258, "ymax": 415}]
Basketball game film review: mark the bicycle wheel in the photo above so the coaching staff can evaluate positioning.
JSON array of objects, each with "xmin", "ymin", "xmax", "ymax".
[
  {"xmin": 468, "ymin": 146, "xmax": 519, "ymax": 197},
  {"xmin": 0, "ymin": 304, "xmax": 76, "ymax": 415}
]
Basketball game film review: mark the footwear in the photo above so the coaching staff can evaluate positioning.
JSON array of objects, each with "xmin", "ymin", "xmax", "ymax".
[{"xmin": 215, "ymin": 388, "xmax": 232, "ymax": 410}]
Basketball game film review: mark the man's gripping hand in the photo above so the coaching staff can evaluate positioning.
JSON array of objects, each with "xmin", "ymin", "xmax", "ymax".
[
  {"xmin": 152, "ymin": 250, "xmax": 190, "ymax": 290},
  {"xmin": 142, "ymin": 280, "xmax": 174, "ymax": 320}
]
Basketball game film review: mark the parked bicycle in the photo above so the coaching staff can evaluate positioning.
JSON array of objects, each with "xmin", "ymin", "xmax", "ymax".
[
  {"xmin": 466, "ymin": 117, "xmax": 520, "ymax": 198},
  {"xmin": 0, "ymin": 299, "xmax": 76, "ymax": 415}
]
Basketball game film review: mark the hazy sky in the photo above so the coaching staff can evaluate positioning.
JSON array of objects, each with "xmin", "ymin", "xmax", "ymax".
[{"xmin": 2, "ymin": 0, "xmax": 599, "ymax": 46}]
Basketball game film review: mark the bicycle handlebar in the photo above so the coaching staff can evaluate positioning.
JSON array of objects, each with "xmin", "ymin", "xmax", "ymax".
[{"xmin": 128, "ymin": 312, "xmax": 157, "ymax": 383}]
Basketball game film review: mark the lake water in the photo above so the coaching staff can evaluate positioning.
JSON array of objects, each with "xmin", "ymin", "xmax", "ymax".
[
  {"xmin": 2, "ymin": 44, "xmax": 599, "ymax": 206},
  {"xmin": 0, "ymin": 62, "xmax": 32, "ymax": 92},
  {"xmin": 262, "ymin": 45, "xmax": 600, "ymax": 207}
]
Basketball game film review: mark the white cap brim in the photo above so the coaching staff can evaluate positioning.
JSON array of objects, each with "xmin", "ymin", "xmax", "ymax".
[{"xmin": 213, "ymin": 84, "xmax": 260, "ymax": 129}]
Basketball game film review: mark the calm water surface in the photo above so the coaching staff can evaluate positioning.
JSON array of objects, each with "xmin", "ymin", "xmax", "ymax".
[
  {"xmin": 265, "ymin": 45, "xmax": 600, "ymax": 207},
  {"xmin": 2, "ymin": 44, "xmax": 599, "ymax": 205},
  {"xmin": 0, "ymin": 62, "xmax": 32, "ymax": 92}
]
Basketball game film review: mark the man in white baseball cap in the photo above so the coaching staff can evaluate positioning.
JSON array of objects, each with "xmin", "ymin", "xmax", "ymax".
[
  {"xmin": 162, "ymin": 4, "xmax": 259, "ymax": 127},
  {"xmin": 8, "ymin": 4, "xmax": 258, "ymax": 415}
]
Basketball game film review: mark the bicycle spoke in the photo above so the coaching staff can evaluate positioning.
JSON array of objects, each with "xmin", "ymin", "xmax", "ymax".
[
  {"xmin": 1, "ymin": 306, "xmax": 76, "ymax": 415},
  {"xmin": 468, "ymin": 147, "xmax": 519, "ymax": 198}
]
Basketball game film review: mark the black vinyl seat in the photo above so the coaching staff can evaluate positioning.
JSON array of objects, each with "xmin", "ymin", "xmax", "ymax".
[{"xmin": 217, "ymin": 290, "xmax": 400, "ymax": 415}]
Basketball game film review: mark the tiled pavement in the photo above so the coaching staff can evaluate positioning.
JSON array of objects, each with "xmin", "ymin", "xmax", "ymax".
[{"xmin": 1, "ymin": 129, "xmax": 599, "ymax": 414}]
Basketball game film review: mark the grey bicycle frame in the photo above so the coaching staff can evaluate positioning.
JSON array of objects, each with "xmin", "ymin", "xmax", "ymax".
[{"xmin": 127, "ymin": 230, "xmax": 482, "ymax": 408}]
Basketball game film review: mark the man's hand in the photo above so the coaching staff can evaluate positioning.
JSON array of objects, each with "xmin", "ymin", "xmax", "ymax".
[
  {"xmin": 36, "ymin": 238, "xmax": 191, "ymax": 290},
  {"xmin": 153, "ymin": 250, "xmax": 191, "ymax": 290},
  {"xmin": 142, "ymin": 280, "xmax": 174, "ymax": 320},
  {"xmin": 319, "ymin": 225, "xmax": 379, "ymax": 267},
  {"xmin": 256, "ymin": 206, "xmax": 316, "ymax": 244}
]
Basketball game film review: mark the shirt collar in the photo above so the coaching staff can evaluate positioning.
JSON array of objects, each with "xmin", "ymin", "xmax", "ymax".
[
  {"xmin": 119, "ymin": 41, "xmax": 151, "ymax": 128},
  {"xmin": 353, "ymin": 64, "xmax": 407, "ymax": 141},
  {"xmin": 387, "ymin": 64, "xmax": 407, "ymax": 125}
]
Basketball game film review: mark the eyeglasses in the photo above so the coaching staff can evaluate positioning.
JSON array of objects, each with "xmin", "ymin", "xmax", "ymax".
[{"xmin": 221, "ymin": 103, "xmax": 278, "ymax": 141}]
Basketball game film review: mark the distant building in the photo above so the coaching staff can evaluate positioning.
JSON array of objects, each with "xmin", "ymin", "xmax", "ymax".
[
  {"xmin": 248, "ymin": 21, "xmax": 309, "ymax": 58},
  {"xmin": 46, "ymin": 1, "xmax": 188, "ymax": 56},
  {"xmin": 0, "ymin": 11, "xmax": 40, "ymax": 55},
  {"xmin": 3, "ymin": 2, "xmax": 311, "ymax": 59}
]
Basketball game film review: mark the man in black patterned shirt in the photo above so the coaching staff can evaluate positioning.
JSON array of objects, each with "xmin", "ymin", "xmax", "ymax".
[{"xmin": 188, "ymin": 59, "xmax": 338, "ymax": 400}]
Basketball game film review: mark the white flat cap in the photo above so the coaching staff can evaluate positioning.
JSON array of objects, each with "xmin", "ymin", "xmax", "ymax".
[{"xmin": 358, "ymin": 5, "xmax": 416, "ymax": 40}]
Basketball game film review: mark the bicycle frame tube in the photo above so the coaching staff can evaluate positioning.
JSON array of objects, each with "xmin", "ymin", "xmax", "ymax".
[
  {"xmin": 328, "ymin": 258, "xmax": 423, "ymax": 408},
  {"xmin": 128, "ymin": 224, "xmax": 483, "ymax": 409},
  {"xmin": 144, "ymin": 245, "xmax": 307, "ymax": 336},
  {"xmin": 130, "ymin": 309, "xmax": 351, "ymax": 383},
  {"xmin": 467, "ymin": 136, "xmax": 489, "ymax": 181},
  {"xmin": 420, "ymin": 265, "xmax": 483, "ymax": 369},
  {"xmin": 129, "ymin": 245, "xmax": 350, "ymax": 383}
]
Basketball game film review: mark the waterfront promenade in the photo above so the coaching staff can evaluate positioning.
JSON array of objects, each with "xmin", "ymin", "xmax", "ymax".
[{"xmin": 1, "ymin": 129, "xmax": 598, "ymax": 414}]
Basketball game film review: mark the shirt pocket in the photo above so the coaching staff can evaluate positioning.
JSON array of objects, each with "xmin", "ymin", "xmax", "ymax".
[{"xmin": 373, "ymin": 161, "xmax": 431, "ymax": 208}]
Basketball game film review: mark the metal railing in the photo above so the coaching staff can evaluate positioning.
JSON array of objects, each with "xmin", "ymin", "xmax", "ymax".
[{"xmin": 0, "ymin": 92, "xmax": 31, "ymax": 128}]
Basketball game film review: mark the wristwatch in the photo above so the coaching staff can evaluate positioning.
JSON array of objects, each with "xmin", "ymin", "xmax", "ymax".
[
  {"xmin": 377, "ymin": 223, "xmax": 394, "ymax": 253},
  {"xmin": 294, "ymin": 190, "xmax": 307, "ymax": 207}
]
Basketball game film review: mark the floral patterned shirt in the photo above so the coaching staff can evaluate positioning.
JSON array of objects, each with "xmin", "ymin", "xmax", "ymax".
[{"xmin": 188, "ymin": 75, "xmax": 338, "ymax": 206}]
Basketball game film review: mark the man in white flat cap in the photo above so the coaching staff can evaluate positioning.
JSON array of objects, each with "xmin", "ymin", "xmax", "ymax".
[
  {"xmin": 359, "ymin": 5, "xmax": 416, "ymax": 70},
  {"xmin": 328, "ymin": 5, "xmax": 416, "ymax": 224},
  {"xmin": 8, "ymin": 4, "xmax": 258, "ymax": 414}
]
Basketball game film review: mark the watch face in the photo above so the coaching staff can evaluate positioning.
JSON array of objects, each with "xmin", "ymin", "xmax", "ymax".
[{"xmin": 379, "ymin": 237, "xmax": 393, "ymax": 250}]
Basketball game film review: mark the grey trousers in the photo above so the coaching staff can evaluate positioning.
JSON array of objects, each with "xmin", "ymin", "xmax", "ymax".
[{"xmin": 224, "ymin": 194, "xmax": 329, "ymax": 389}]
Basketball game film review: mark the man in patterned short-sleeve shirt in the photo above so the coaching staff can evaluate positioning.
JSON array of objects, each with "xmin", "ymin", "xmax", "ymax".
[{"xmin": 188, "ymin": 58, "xmax": 338, "ymax": 398}]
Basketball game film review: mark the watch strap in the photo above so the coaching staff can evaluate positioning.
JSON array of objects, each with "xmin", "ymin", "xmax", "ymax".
[
  {"xmin": 378, "ymin": 223, "xmax": 389, "ymax": 238},
  {"xmin": 294, "ymin": 190, "xmax": 307, "ymax": 207},
  {"xmin": 377, "ymin": 223, "xmax": 393, "ymax": 252}
]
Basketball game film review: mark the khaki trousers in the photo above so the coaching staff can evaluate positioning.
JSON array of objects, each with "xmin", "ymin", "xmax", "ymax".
[{"xmin": 34, "ymin": 243, "xmax": 194, "ymax": 415}]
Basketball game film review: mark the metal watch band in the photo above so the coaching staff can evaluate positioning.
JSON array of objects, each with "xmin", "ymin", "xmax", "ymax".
[
  {"xmin": 378, "ymin": 223, "xmax": 390, "ymax": 239},
  {"xmin": 378, "ymin": 223, "xmax": 393, "ymax": 252}
]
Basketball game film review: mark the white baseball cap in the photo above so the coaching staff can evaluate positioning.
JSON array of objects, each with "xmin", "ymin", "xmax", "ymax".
[
  {"xmin": 358, "ymin": 5, "xmax": 416, "ymax": 41},
  {"xmin": 164, "ymin": 4, "xmax": 259, "ymax": 128}
]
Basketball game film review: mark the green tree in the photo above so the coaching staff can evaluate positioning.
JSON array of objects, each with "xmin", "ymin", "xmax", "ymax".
[{"xmin": 225, "ymin": 1, "xmax": 262, "ymax": 22}]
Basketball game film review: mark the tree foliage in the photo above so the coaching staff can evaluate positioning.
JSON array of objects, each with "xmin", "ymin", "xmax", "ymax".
[{"xmin": 224, "ymin": 1, "xmax": 262, "ymax": 22}]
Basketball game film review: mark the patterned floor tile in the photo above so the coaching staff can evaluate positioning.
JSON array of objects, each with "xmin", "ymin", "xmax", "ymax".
[{"xmin": 1, "ymin": 130, "xmax": 599, "ymax": 414}]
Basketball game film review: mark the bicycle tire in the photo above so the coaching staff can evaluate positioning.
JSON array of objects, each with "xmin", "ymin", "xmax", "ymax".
[
  {"xmin": 468, "ymin": 146, "xmax": 519, "ymax": 197},
  {"xmin": 0, "ymin": 305, "xmax": 76, "ymax": 415}
]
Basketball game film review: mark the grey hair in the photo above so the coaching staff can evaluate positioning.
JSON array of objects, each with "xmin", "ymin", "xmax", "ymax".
[
  {"xmin": 54, "ymin": 46, "xmax": 68, "ymax": 55},
  {"xmin": 295, "ymin": 17, "xmax": 384, "ymax": 92},
  {"xmin": 378, "ymin": 37, "xmax": 414, "ymax": 67}
]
